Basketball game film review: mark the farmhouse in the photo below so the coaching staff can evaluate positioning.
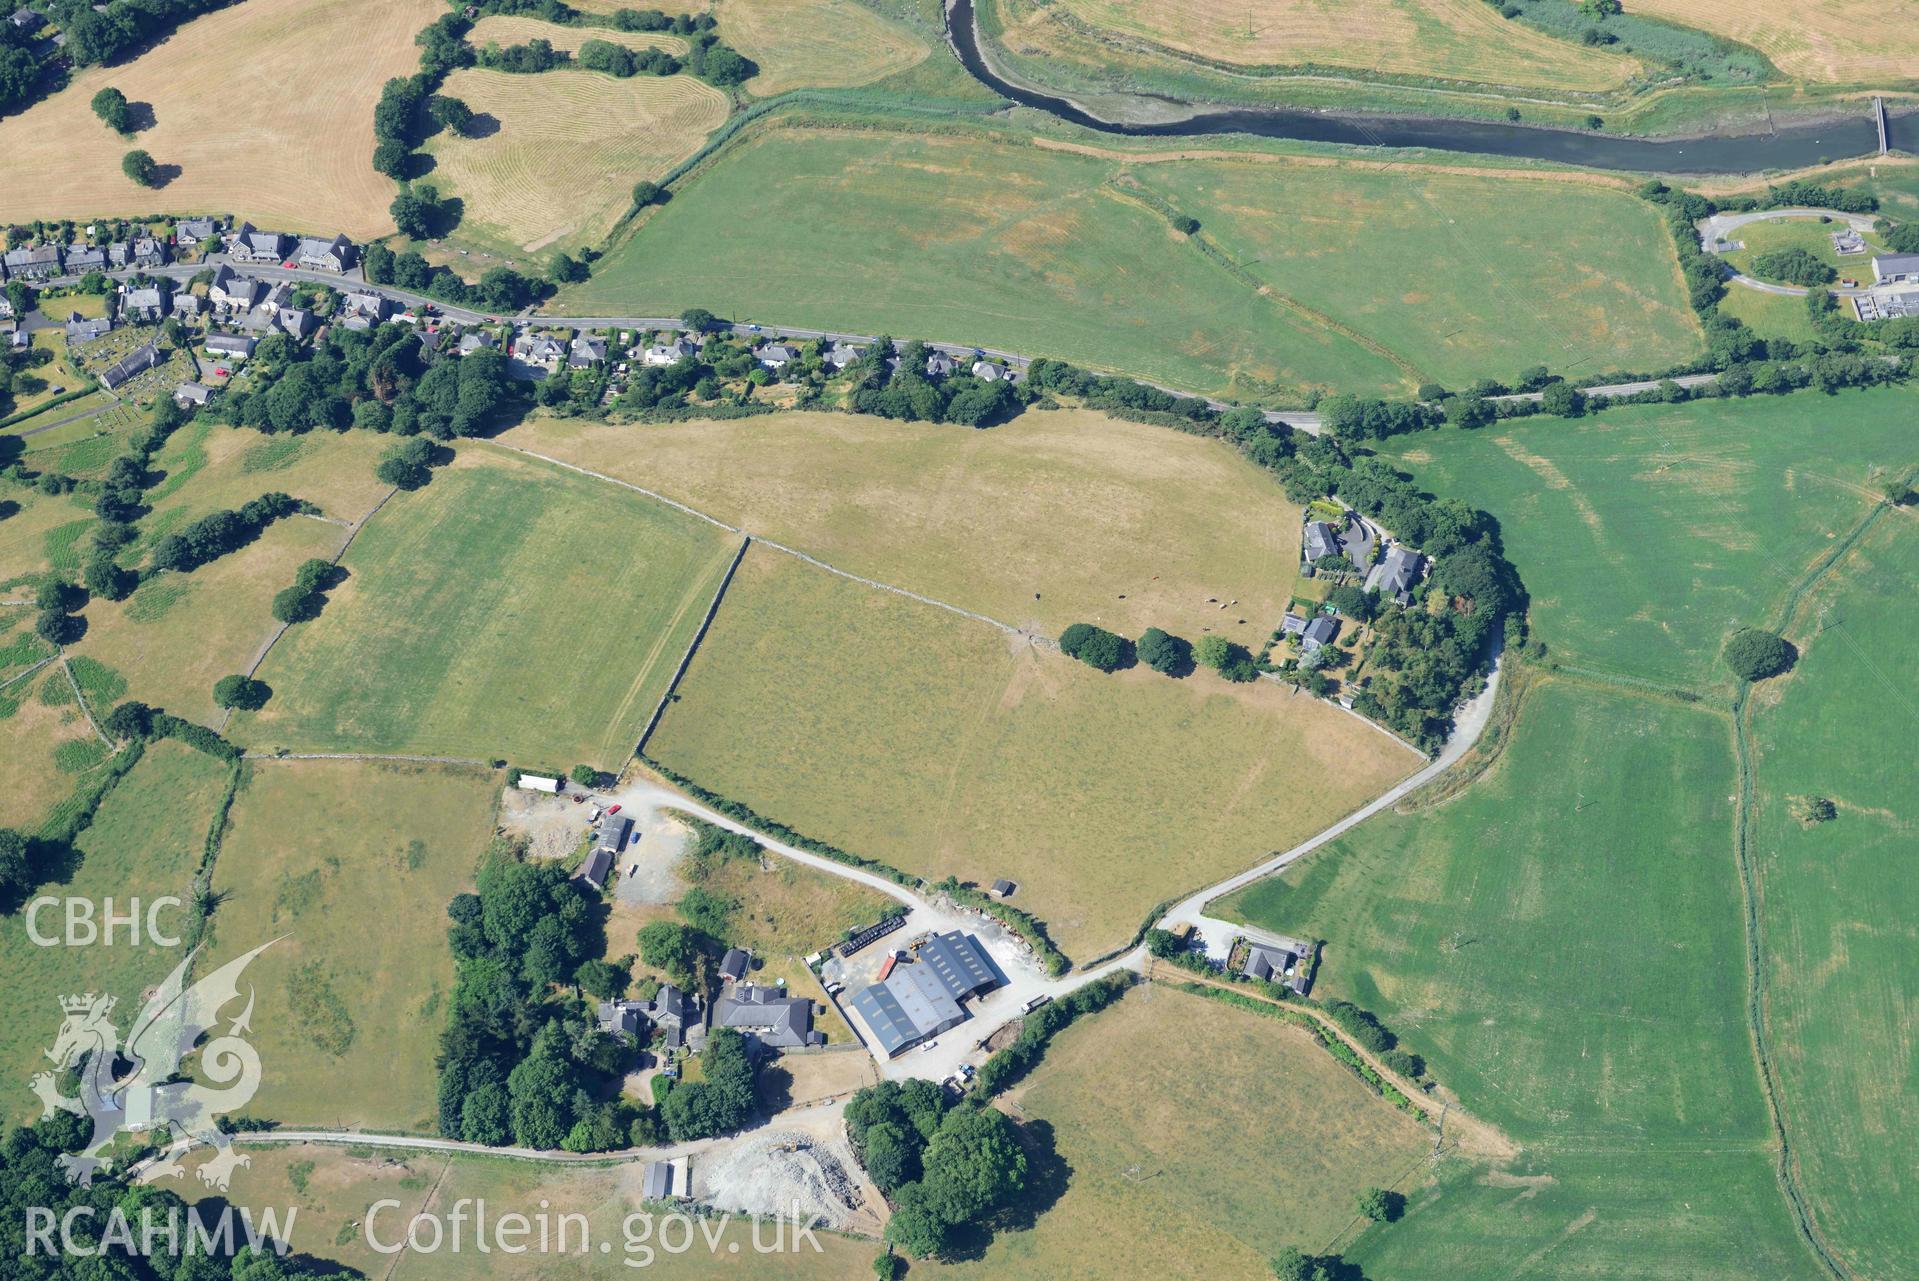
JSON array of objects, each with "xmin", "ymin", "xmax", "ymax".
[
  {"xmin": 710, "ymin": 983, "xmax": 824, "ymax": 1051},
  {"xmin": 65, "ymin": 313, "xmax": 112, "ymax": 343},
  {"xmin": 227, "ymin": 223, "xmax": 290, "ymax": 264},
  {"xmin": 848, "ymin": 931, "xmax": 1005, "ymax": 1058},
  {"xmin": 99, "ymin": 343, "xmax": 160, "ymax": 391},
  {"xmin": 173, "ymin": 381, "xmax": 213, "ymax": 407},
  {"xmin": 294, "ymin": 233, "xmax": 356, "ymax": 273},
  {"xmin": 3, "ymin": 244, "xmax": 62, "ymax": 279},
  {"xmin": 173, "ymin": 217, "xmax": 220, "ymax": 246},
  {"xmin": 1363, "ymin": 544, "xmax": 1424, "ymax": 606},
  {"xmin": 1871, "ymin": 253, "xmax": 1919, "ymax": 285},
  {"xmin": 644, "ymin": 984, "xmax": 702, "ymax": 1051},
  {"xmin": 1240, "ymin": 934, "xmax": 1315, "ymax": 996},
  {"xmin": 1303, "ymin": 519, "xmax": 1341, "ymax": 563},
  {"xmin": 204, "ymin": 333, "xmax": 255, "ymax": 363},
  {"xmin": 63, "ymin": 245, "xmax": 106, "ymax": 274},
  {"xmin": 122, "ymin": 285, "xmax": 167, "ymax": 322},
  {"xmin": 597, "ymin": 998, "xmax": 648, "ymax": 1038},
  {"xmin": 643, "ymin": 337, "xmax": 697, "ymax": 366}
]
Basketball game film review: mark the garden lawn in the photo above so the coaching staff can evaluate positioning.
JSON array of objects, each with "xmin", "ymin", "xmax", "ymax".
[
  {"xmin": 1129, "ymin": 160, "xmax": 1703, "ymax": 386},
  {"xmin": 238, "ymin": 450, "xmax": 741, "ymax": 767},
  {"xmin": 564, "ymin": 125, "xmax": 1410, "ymax": 403},
  {"xmin": 496, "ymin": 406, "xmax": 1303, "ymax": 642},
  {"xmin": 1383, "ymin": 384, "xmax": 1919, "ymax": 691},
  {"xmin": 0, "ymin": 740, "xmax": 231, "ymax": 1123},
  {"xmin": 1217, "ymin": 677, "xmax": 1818, "ymax": 1280},
  {"xmin": 648, "ymin": 545, "xmax": 1419, "ymax": 963},
  {"xmin": 1746, "ymin": 515, "xmax": 1919, "ymax": 1281},
  {"xmin": 201, "ymin": 759, "xmax": 500, "ymax": 1132}
]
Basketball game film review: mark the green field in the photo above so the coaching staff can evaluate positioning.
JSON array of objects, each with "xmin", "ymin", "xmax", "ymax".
[
  {"xmin": 1126, "ymin": 162, "xmax": 1701, "ymax": 386},
  {"xmin": 1385, "ymin": 385, "xmax": 1919, "ymax": 691},
  {"xmin": 499, "ymin": 407, "xmax": 1305, "ymax": 643},
  {"xmin": 1217, "ymin": 677, "xmax": 1819, "ymax": 1279},
  {"xmin": 202, "ymin": 759, "xmax": 500, "ymax": 1132},
  {"xmin": 564, "ymin": 125, "xmax": 1411, "ymax": 403},
  {"xmin": 1720, "ymin": 215, "xmax": 1889, "ymax": 284},
  {"xmin": 1746, "ymin": 515, "xmax": 1919, "ymax": 1281},
  {"xmin": 649, "ymin": 545, "xmax": 1419, "ymax": 962},
  {"xmin": 238, "ymin": 450, "xmax": 742, "ymax": 767},
  {"xmin": 0, "ymin": 740, "xmax": 231, "ymax": 1122}
]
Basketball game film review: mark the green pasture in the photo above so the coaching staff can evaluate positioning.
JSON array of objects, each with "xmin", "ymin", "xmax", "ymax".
[
  {"xmin": 1720, "ymin": 215, "xmax": 1888, "ymax": 284},
  {"xmin": 1217, "ymin": 676, "xmax": 1815, "ymax": 1278},
  {"xmin": 238, "ymin": 450, "xmax": 740, "ymax": 767},
  {"xmin": 1383, "ymin": 384, "xmax": 1919, "ymax": 691}
]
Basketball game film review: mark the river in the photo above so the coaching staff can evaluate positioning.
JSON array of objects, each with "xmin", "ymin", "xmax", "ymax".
[{"xmin": 946, "ymin": 0, "xmax": 1911, "ymax": 175}]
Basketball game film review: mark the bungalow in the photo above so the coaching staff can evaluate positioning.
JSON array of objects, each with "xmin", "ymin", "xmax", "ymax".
[
  {"xmin": 568, "ymin": 334, "xmax": 607, "ymax": 369},
  {"xmin": 755, "ymin": 342, "xmax": 797, "ymax": 370},
  {"xmin": 970, "ymin": 359, "xmax": 1006, "ymax": 381},
  {"xmin": 455, "ymin": 330, "xmax": 494, "ymax": 357},
  {"xmin": 642, "ymin": 336, "xmax": 697, "ymax": 366},
  {"xmin": 227, "ymin": 223, "xmax": 290, "ymax": 264},
  {"xmin": 578, "ymin": 848, "xmax": 613, "ymax": 892},
  {"xmin": 1871, "ymin": 253, "xmax": 1919, "ymax": 286},
  {"xmin": 99, "ymin": 342, "xmax": 160, "ymax": 391},
  {"xmin": 1303, "ymin": 519, "xmax": 1341, "ymax": 564},
  {"xmin": 4, "ymin": 244, "xmax": 62, "ymax": 279},
  {"xmin": 65, "ymin": 313, "xmax": 112, "ymax": 343},
  {"xmin": 122, "ymin": 285, "xmax": 167, "ymax": 322},
  {"xmin": 1241, "ymin": 934, "xmax": 1315, "ymax": 996},
  {"xmin": 1300, "ymin": 615, "xmax": 1339, "ymax": 654},
  {"xmin": 173, "ymin": 217, "xmax": 219, "ymax": 246},
  {"xmin": 825, "ymin": 341, "xmax": 866, "ymax": 370},
  {"xmin": 924, "ymin": 352, "xmax": 957, "ymax": 377},
  {"xmin": 63, "ymin": 245, "xmax": 107, "ymax": 274},
  {"xmin": 294, "ymin": 233, "xmax": 355, "ymax": 273},
  {"xmin": 710, "ymin": 983, "xmax": 824, "ymax": 1051},
  {"xmin": 204, "ymin": 333, "xmax": 256, "ymax": 363},
  {"xmin": 1362, "ymin": 544, "xmax": 1424, "ymax": 606},
  {"xmin": 511, "ymin": 332, "xmax": 566, "ymax": 373},
  {"xmin": 173, "ymin": 381, "xmax": 214, "ymax": 407}
]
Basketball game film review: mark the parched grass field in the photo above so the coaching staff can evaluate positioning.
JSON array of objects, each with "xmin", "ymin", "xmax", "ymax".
[
  {"xmin": 468, "ymin": 13, "xmax": 688, "ymax": 56},
  {"xmin": 1625, "ymin": 0, "xmax": 1919, "ymax": 82},
  {"xmin": 424, "ymin": 67, "xmax": 729, "ymax": 255},
  {"xmin": 1127, "ymin": 160, "xmax": 1703, "ymax": 385},
  {"xmin": 566, "ymin": 126, "xmax": 1411, "ymax": 402},
  {"xmin": 1218, "ymin": 677, "xmax": 1819, "ymax": 1280},
  {"xmin": 649, "ymin": 546, "xmax": 1420, "ymax": 962},
  {"xmin": 202, "ymin": 759, "xmax": 500, "ymax": 1132},
  {"xmin": 1384, "ymin": 385, "xmax": 1919, "ymax": 691},
  {"xmin": 0, "ymin": 0, "xmax": 441, "ymax": 238},
  {"xmin": 716, "ymin": 0, "xmax": 928, "ymax": 95},
  {"xmin": 498, "ymin": 407, "xmax": 1301, "ymax": 641},
  {"xmin": 0, "ymin": 670, "xmax": 106, "ymax": 830},
  {"xmin": 947, "ymin": 982, "xmax": 1432, "ymax": 1279},
  {"xmin": 0, "ymin": 741, "xmax": 230, "ymax": 1123},
  {"xmin": 1031, "ymin": 0, "xmax": 1639, "ymax": 89},
  {"xmin": 0, "ymin": 486, "xmax": 95, "ymax": 583},
  {"xmin": 1747, "ymin": 517, "xmax": 1919, "ymax": 1281},
  {"xmin": 239, "ymin": 450, "xmax": 741, "ymax": 768}
]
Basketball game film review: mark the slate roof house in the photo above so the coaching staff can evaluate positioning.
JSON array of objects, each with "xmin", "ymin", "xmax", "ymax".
[
  {"xmin": 64, "ymin": 245, "xmax": 107, "ymax": 274},
  {"xmin": 208, "ymin": 265, "xmax": 261, "ymax": 311},
  {"xmin": 173, "ymin": 381, "xmax": 214, "ymax": 407},
  {"xmin": 339, "ymin": 290, "xmax": 392, "ymax": 330},
  {"xmin": 1363, "ymin": 544, "xmax": 1424, "ymax": 606},
  {"xmin": 923, "ymin": 352, "xmax": 957, "ymax": 377},
  {"xmin": 169, "ymin": 292, "xmax": 204, "ymax": 321},
  {"xmin": 205, "ymin": 333, "xmax": 256, "ymax": 362},
  {"xmin": 511, "ymin": 332, "xmax": 566, "ymax": 373},
  {"xmin": 597, "ymin": 998, "xmax": 648, "ymax": 1038},
  {"xmin": 1241, "ymin": 935, "xmax": 1315, "ymax": 996},
  {"xmin": 294, "ymin": 233, "xmax": 355, "ymax": 273},
  {"xmin": 456, "ymin": 330, "xmax": 495, "ymax": 357},
  {"xmin": 65, "ymin": 313, "xmax": 112, "ymax": 343},
  {"xmin": 107, "ymin": 242, "xmax": 130, "ymax": 269},
  {"xmin": 971, "ymin": 359, "xmax": 1005, "ymax": 381},
  {"xmin": 174, "ymin": 217, "xmax": 219, "ymax": 245},
  {"xmin": 1301, "ymin": 616, "xmax": 1339, "ymax": 653},
  {"xmin": 719, "ymin": 948, "xmax": 750, "ymax": 984},
  {"xmin": 1280, "ymin": 612, "xmax": 1308, "ymax": 638},
  {"xmin": 644, "ymin": 984, "xmax": 702, "ymax": 1051},
  {"xmin": 642, "ymin": 337, "xmax": 697, "ymax": 366},
  {"xmin": 99, "ymin": 343, "xmax": 160, "ymax": 391},
  {"xmin": 122, "ymin": 285, "xmax": 167, "ymax": 322},
  {"xmin": 7, "ymin": 9, "xmax": 44, "ymax": 31},
  {"xmin": 5, "ymin": 244, "xmax": 63, "ymax": 279},
  {"xmin": 1303, "ymin": 519, "xmax": 1341, "ymax": 564},
  {"xmin": 129, "ymin": 236, "xmax": 166, "ymax": 268},
  {"xmin": 227, "ymin": 223, "xmax": 291, "ymax": 263},
  {"xmin": 755, "ymin": 342, "xmax": 797, "ymax": 370},
  {"xmin": 825, "ymin": 342, "xmax": 866, "ymax": 370},
  {"xmin": 568, "ymin": 334, "xmax": 607, "ymax": 368},
  {"xmin": 578, "ymin": 848, "xmax": 613, "ymax": 892},
  {"xmin": 710, "ymin": 983, "xmax": 824, "ymax": 1051}
]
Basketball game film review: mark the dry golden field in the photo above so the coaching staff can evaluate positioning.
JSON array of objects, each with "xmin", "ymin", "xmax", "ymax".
[
  {"xmin": 716, "ymin": 0, "xmax": 928, "ymax": 95},
  {"xmin": 423, "ymin": 67, "xmax": 729, "ymax": 253},
  {"xmin": 1030, "ymin": 0, "xmax": 1639, "ymax": 89},
  {"xmin": 1626, "ymin": 0, "xmax": 1919, "ymax": 82},
  {"xmin": 467, "ymin": 13, "xmax": 688, "ymax": 56},
  {"xmin": 0, "ymin": 0, "xmax": 440, "ymax": 237}
]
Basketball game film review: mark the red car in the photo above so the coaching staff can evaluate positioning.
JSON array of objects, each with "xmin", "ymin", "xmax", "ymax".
[{"xmin": 606, "ymin": 804, "xmax": 622, "ymax": 815}]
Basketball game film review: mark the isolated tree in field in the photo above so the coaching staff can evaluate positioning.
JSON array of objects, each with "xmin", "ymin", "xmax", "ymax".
[
  {"xmin": 548, "ymin": 251, "xmax": 588, "ymax": 285},
  {"xmin": 1058, "ymin": 622, "xmax": 1130, "ymax": 672},
  {"xmin": 121, "ymin": 149, "xmax": 160, "ymax": 187},
  {"xmin": 1172, "ymin": 215, "xmax": 1199, "ymax": 235},
  {"xmin": 1357, "ymin": 1186, "xmax": 1405, "ymax": 1222},
  {"xmin": 90, "ymin": 86, "xmax": 132, "ymax": 134},
  {"xmin": 1723, "ymin": 627, "xmax": 1794, "ymax": 682},
  {"xmin": 1135, "ymin": 626, "xmax": 1192, "ymax": 676},
  {"xmin": 211, "ymin": 674, "xmax": 270, "ymax": 710},
  {"xmin": 631, "ymin": 180, "xmax": 662, "ymax": 208},
  {"xmin": 270, "ymin": 585, "xmax": 321, "ymax": 624}
]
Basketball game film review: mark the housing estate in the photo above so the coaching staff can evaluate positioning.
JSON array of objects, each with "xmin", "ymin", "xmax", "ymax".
[{"xmin": 848, "ymin": 931, "xmax": 1005, "ymax": 1058}]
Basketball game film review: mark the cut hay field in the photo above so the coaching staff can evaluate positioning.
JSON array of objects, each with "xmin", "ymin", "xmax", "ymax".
[
  {"xmin": 1384, "ymin": 385, "xmax": 1919, "ymax": 691},
  {"xmin": 498, "ymin": 406, "xmax": 1301, "ymax": 641},
  {"xmin": 948, "ymin": 982, "xmax": 1432, "ymax": 1279},
  {"xmin": 648, "ymin": 545, "xmax": 1420, "ymax": 963},
  {"xmin": 468, "ymin": 13, "xmax": 689, "ymax": 55},
  {"xmin": 1127, "ymin": 161, "xmax": 1703, "ymax": 385},
  {"xmin": 0, "ymin": 667, "xmax": 109, "ymax": 830},
  {"xmin": 239, "ymin": 449, "xmax": 741, "ymax": 768},
  {"xmin": 0, "ymin": 740, "xmax": 230, "ymax": 1123},
  {"xmin": 1625, "ymin": 0, "xmax": 1919, "ymax": 82},
  {"xmin": 202, "ymin": 759, "xmax": 499, "ymax": 1132},
  {"xmin": 1030, "ymin": 0, "xmax": 1640, "ymax": 89},
  {"xmin": 716, "ymin": 0, "xmax": 928, "ymax": 95},
  {"xmin": 0, "ymin": 0, "xmax": 440, "ymax": 237},
  {"xmin": 424, "ymin": 67, "xmax": 729, "ymax": 255},
  {"xmin": 564, "ymin": 126, "xmax": 1411, "ymax": 402},
  {"xmin": 0, "ymin": 486, "xmax": 95, "ymax": 584},
  {"xmin": 1747, "ymin": 516, "xmax": 1919, "ymax": 1281},
  {"xmin": 1218, "ymin": 676, "xmax": 1820, "ymax": 1280}
]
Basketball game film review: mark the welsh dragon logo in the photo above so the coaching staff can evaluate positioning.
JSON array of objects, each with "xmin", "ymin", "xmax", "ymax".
[{"xmin": 31, "ymin": 940, "xmax": 277, "ymax": 1190}]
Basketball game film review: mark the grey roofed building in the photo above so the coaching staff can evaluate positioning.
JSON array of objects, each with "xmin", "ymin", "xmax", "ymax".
[
  {"xmin": 99, "ymin": 343, "xmax": 160, "ymax": 391},
  {"xmin": 174, "ymin": 217, "xmax": 219, "ymax": 245},
  {"xmin": 228, "ymin": 223, "xmax": 289, "ymax": 262},
  {"xmin": 719, "ymin": 948, "xmax": 750, "ymax": 983},
  {"xmin": 597, "ymin": 812, "xmax": 632, "ymax": 854},
  {"xmin": 645, "ymin": 984, "xmax": 701, "ymax": 1050},
  {"xmin": 924, "ymin": 352, "xmax": 956, "ymax": 377},
  {"xmin": 916, "ymin": 930, "xmax": 1005, "ymax": 1002},
  {"xmin": 755, "ymin": 342, "xmax": 797, "ymax": 368},
  {"xmin": 5, "ymin": 244, "xmax": 63, "ymax": 278},
  {"xmin": 568, "ymin": 334, "xmax": 607, "ymax": 368},
  {"xmin": 640, "ymin": 1160, "xmax": 680, "ymax": 1201},
  {"xmin": 64, "ymin": 245, "xmax": 106, "ymax": 273},
  {"xmin": 1241, "ymin": 935, "xmax": 1315, "ymax": 995},
  {"xmin": 208, "ymin": 265, "xmax": 260, "ymax": 310},
  {"xmin": 970, "ymin": 359, "xmax": 1005, "ymax": 381},
  {"xmin": 597, "ymin": 998, "xmax": 649, "ymax": 1038},
  {"xmin": 710, "ymin": 983, "xmax": 822, "ymax": 1050},
  {"xmin": 456, "ymin": 330, "xmax": 495, "ymax": 356},
  {"xmin": 205, "ymin": 332, "xmax": 256, "ymax": 359},
  {"xmin": 642, "ymin": 337, "xmax": 696, "ymax": 366},
  {"xmin": 825, "ymin": 342, "xmax": 866, "ymax": 369},
  {"xmin": 512, "ymin": 332, "xmax": 566, "ymax": 370},
  {"xmin": 173, "ymin": 381, "xmax": 213, "ymax": 406},
  {"xmin": 169, "ymin": 292, "xmax": 203, "ymax": 319},
  {"xmin": 579, "ymin": 848, "xmax": 613, "ymax": 892},
  {"xmin": 1363, "ymin": 544, "xmax": 1424, "ymax": 602},
  {"xmin": 123, "ymin": 285, "xmax": 166, "ymax": 322},
  {"xmin": 1871, "ymin": 252, "xmax": 1919, "ymax": 285},
  {"xmin": 7, "ymin": 326, "xmax": 27, "ymax": 351},
  {"xmin": 130, "ymin": 236, "xmax": 166, "ymax": 267},
  {"xmin": 1280, "ymin": 612, "xmax": 1308, "ymax": 637},
  {"xmin": 8, "ymin": 9, "xmax": 44, "ymax": 30},
  {"xmin": 294, "ymin": 233, "xmax": 355, "ymax": 273},
  {"xmin": 107, "ymin": 242, "xmax": 130, "ymax": 268},
  {"xmin": 989, "ymin": 879, "xmax": 1016, "ymax": 898},
  {"xmin": 65, "ymin": 313, "xmax": 113, "ymax": 343},
  {"xmin": 1301, "ymin": 616, "xmax": 1339, "ymax": 653},
  {"xmin": 341, "ymin": 290, "xmax": 390, "ymax": 321},
  {"xmin": 1303, "ymin": 519, "xmax": 1342, "ymax": 563},
  {"xmin": 0, "ymin": 297, "xmax": 12, "ymax": 318}
]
